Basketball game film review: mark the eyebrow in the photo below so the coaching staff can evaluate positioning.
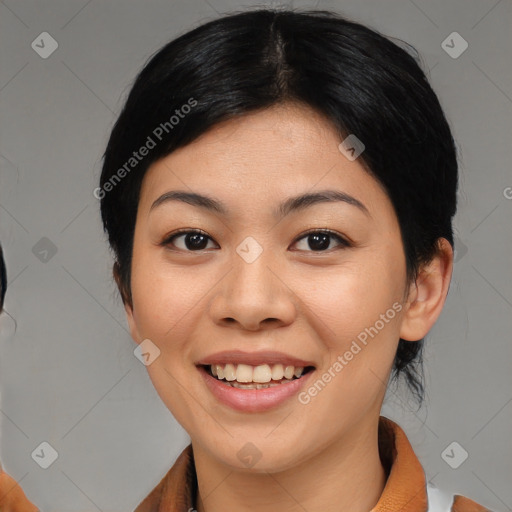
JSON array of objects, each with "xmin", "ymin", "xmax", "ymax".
[{"xmin": 150, "ymin": 189, "xmax": 370, "ymax": 219}]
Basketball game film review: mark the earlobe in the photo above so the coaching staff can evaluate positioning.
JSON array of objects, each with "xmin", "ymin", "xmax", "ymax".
[{"xmin": 399, "ymin": 238, "xmax": 453, "ymax": 342}]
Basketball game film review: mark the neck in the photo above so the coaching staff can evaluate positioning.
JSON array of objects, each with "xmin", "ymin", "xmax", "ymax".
[{"xmin": 194, "ymin": 415, "xmax": 388, "ymax": 512}]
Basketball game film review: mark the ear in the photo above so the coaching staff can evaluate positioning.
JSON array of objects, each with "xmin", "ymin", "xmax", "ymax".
[
  {"xmin": 113, "ymin": 262, "xmax": 141, "ymax": 343},
  {"xmin": 123, "ymin": 299, "xmax": 142, "ymax": 344},
  {"xmin": 399, "ymin": 238, "xmax": 453, "ymax": 341}
]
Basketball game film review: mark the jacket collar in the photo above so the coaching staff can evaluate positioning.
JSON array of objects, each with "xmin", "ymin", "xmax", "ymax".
[{"xmin": 134, "ymin": 416, "xmax": 429, "ymax": 512}]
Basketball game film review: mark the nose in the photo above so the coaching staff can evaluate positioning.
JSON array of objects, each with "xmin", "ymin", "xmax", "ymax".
[{"xmin": 208, "ymin": 248, "xmax": 296, "ymax": 331}]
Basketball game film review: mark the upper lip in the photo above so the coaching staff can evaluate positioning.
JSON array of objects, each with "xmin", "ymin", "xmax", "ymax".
[{"xmin": 195, "ymin": 350, "xmax": 316, "ymax": 368}]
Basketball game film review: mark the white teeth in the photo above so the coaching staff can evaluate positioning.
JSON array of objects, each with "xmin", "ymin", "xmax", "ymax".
[
  {"xmin": 271, "ymin": 364, "xmax": 284, "ymax": 380},
  {"xmin": 228, "ymin": 381, "xmax": 292, "ymax": 389},
  {"xmin": 253, "ymin": 364, "xmax": 272, "ymax": 383},
  {"xmin": 208, "ymin": 363, "xmax": 308, "ymax": 383},
  {"xmin": 236, "ymin": 364, "xmax": 254, "ymax": 383},
  {"xmin": 223, "ymin": 363, "xmax": 237, "ymax": 381},
  {"xmin": 284, "ymin": 366, "xmax": 295, "ymax": 379}
]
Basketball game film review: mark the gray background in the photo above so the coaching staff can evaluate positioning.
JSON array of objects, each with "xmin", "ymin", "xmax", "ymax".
[{"xmin": 0, "ymin": 0, "xmax": 511, "ymax": 510}]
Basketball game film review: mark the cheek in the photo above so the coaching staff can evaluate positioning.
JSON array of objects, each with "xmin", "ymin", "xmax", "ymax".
[
  {"xmin": 291, "ymin": 264, "xmax": 403, "ymax": 420},
  {"xmin": 300, "ymin": 257, "xmax": 404, "ymax": 339},
  {"xmin": 129, "ymin": 257, "xmax": 208, "ymax": 421},
  {"xmin": 295, "ymin": 252, "xmax": 406, "ymax": 398},
  {"xmin": 130, "ymin": 252, "xmax": 225, "ymax": 372},
  {"xmin": 130, "ymin": 255, "xmax": 197, "ymax": 345}
]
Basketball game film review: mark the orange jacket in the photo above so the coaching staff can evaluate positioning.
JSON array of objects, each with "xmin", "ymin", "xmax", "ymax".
[
  {"xmin": 133, "ymin": 417, "xmax": 492, "ymax": 512},
  {"xmin": 0, "ymin": 417, "xmax": 492, "ymax": 511},
  {"xmin": 0, "ymin": 470, "xmax": 38, "ymax": 512}
]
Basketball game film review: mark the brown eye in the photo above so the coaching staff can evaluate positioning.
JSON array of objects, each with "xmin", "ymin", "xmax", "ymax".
[
  {"xmin": 162, "ymin": 230, "xmax": 217, "ymax": 251},
  {"xmin": 292, "ymin": 230, "xmax": 350, "ymax": 252}
]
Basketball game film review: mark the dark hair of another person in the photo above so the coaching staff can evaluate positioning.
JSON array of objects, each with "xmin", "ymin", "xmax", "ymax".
[
  {"xmin": 99, "ymin": 9, "xmax": 458, "ymax": 406},
  {"xmin": 0, "ymin": 245, "xmax": 6, "ymax": 312}
]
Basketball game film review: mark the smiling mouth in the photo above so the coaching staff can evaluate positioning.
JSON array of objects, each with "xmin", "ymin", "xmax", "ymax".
[{"xmin": 199, "ymin": 363, "xmax": 315, "ymax": 389}]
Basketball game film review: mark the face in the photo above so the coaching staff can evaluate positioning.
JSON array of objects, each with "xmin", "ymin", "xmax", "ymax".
[{"xmin": 126, "ymin": 103, "xmax": 412, "ymax": 472}]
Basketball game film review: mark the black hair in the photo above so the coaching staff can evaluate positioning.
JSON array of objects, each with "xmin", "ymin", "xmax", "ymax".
[
  {"xmin": 0, "ymin": 245, "xmax": 6, "ymax": 312},
  {"xmin": 99, "ymin": 8, "xmax": 458, "ymax": 406}
]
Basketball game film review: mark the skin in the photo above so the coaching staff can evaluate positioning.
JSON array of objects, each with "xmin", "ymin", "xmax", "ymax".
[{"xmin": 124, "ymin": 102, "xmax": 453, "ymax": 512}]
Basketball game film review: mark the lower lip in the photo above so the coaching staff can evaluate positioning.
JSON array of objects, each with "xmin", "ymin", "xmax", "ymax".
[{"xmin": 197, "ymin": 365, "xmax": 315, "ymax": 413}]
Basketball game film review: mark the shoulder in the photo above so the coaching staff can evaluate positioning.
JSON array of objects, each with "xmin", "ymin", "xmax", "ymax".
[
  {"xmin": 0, "ymin": 470, "xmax": 39, "ymax": 511},
  {"xmin": 427, "ymin": 483, "xmax": 493, "ymax": 512}
]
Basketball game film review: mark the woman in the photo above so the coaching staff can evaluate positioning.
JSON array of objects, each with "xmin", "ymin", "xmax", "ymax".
[
  {"xmin": 0, "ymin": 246, "xmax": 38, "ymax": 510},
  {"xmin": 0, "ymin": 8, "xmax": 492, "ymax": 511},
  {"xmin": 98, "ymin": 8, "xmax": 490, "ymax": 512}
]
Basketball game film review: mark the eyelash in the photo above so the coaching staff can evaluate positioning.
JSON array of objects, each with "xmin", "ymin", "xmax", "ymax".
[{"xmin": 160, "ymin": 228, "xmax": 351, "ymax": 253}]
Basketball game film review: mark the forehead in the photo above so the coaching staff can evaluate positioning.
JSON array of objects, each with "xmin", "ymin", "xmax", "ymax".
[{"xmin": 139, "ymin": 103, "xmax": 392, "ymax": 222}]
